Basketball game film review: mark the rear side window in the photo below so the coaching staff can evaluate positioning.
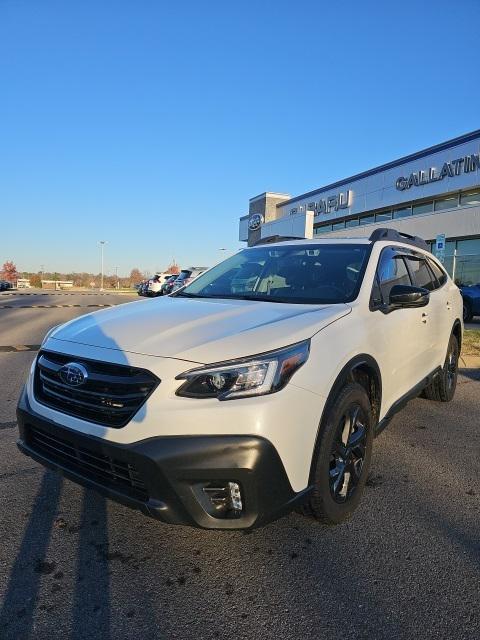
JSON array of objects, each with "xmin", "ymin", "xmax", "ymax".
[
  {"xmin": 405, "ymin": 257, "xmax": 436, "ymax": 291},
  {"xmin": 428, "ymin": 259, "xmax": 448, "ymax": 287},
  {"xmin": 375, "ymin": 249, "xmax": 411, "ymax": 303}
]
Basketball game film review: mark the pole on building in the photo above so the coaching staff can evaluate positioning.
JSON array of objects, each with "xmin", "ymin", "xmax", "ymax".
[{"xmin": 452, "ymin": 249, "xmax": 457, "ymax": 283}]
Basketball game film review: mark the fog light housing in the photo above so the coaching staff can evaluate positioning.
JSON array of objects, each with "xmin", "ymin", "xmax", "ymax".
[{"xmin": 200, "ymin": 481, "xmax": 243, "ymax": 519}]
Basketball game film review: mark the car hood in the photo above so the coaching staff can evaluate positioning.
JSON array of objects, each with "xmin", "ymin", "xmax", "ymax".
[{"xmin": 47, "ymin": 296, "xmax": 351, "ymax": 363}]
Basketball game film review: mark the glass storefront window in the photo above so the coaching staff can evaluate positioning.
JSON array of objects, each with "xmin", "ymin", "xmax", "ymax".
[
  {"xmin": 412, "ymin": 201, "xmax": 433, "ymax": 216},
  {"xmin": 332, "ymin": 221, "xmax": 345, "ymax": 230},
  {"xmin": 434, "ymin": 196, "xmax": 458, "ymax": 211},
  {"xmin": 440, "ymin": 238, "xmax": 480, "ymax": 286},
  {"xmin": 393, "ymin": 206, "xmax": 411, "ymax": 219},
  {"xmin": 359, "ymin": 215, "xmax": 375, "ymax": 226},
  {"xmin": 453, "ymin": 255, "xmax": 480, "ymax": 285},
  {"xmin": 345, "ymin": 218, "xmax": 359, "ymax": 228},
  {"xmin": 375, "ymin": 211, "xmax": 392, "ymax": 222},
  {"xmin": 460, "ymin": 190, "xmax": 480, "ymax": 206},
  {"xmin": 456, "ymin": 238, "xmax": 480, "ymax": 256},
  {"xmin": 445, "ymin": 241, "xmax": 456, "ymax": 256}
]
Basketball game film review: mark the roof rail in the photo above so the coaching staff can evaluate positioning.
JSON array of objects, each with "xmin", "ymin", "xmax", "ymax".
[{"xmin": 369, "ymin": 228, "xmax": 429, "ymax": 251}]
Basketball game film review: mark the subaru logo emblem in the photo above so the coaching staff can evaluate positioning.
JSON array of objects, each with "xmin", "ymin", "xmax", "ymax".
[
  {"xmin": 248, "ymin": 213, "xmax": 264, "ymax": 231},
  {"xmin": 59, "ymin": 362, "xmax": 88, "ymax": 387}
]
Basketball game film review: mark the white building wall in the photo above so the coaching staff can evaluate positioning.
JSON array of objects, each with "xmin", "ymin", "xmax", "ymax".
[
  {"xmin": 260, "ymin": 211, "xmax": 314, "ymax": 240},
  {"xmin": 277, "ymin": 136, "xmax": 480, "ymax": 224},
  {"xmin": 323, "ymin": 204, "xmax": 480, "ymax": 242}
]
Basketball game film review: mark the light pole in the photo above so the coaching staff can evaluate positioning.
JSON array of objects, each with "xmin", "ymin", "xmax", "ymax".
[
  {"xmin": 99, "ymin": 241, "xmax": 107, "ymax": 291},
  {"xmin": 114, "ymin": 266, "xmax": 119, "ymax": 290}
]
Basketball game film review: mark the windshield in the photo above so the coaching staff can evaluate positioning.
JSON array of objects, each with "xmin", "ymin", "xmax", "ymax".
[{"xmin": 175, "ymin": 244, "xmax": 370, "ymax": 304}]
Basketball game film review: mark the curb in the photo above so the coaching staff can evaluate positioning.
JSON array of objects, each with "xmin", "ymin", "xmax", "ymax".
[{"xmin": 460, "ymin": 354, "xmax": 480, "ymax": 369}]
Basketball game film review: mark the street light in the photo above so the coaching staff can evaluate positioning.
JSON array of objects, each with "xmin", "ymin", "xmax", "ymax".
[{"xmin": 99, "ymin": 240, "xmax": 107, "ymax": 291}]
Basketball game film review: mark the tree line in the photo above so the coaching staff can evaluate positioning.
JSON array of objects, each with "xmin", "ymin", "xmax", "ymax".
[{"xmin": 0, "ymin": 261, "xmax": 180, "ymax": 288}]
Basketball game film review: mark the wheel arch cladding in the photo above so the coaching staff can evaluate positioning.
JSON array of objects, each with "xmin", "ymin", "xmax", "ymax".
[{"xmin": 307, "ymin": 354, "xmax": 382, "ymax": 484}]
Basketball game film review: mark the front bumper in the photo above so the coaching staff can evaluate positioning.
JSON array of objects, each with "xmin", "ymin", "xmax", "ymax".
[{"xmin": 17, "ymin": 389, "xmax": 312, "ymax": 529}]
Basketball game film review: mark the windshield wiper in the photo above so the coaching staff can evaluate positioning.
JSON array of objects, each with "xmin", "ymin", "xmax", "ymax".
[{"xmin": 173, "ymin": 291, "xmax": 209, "ymax": 298}]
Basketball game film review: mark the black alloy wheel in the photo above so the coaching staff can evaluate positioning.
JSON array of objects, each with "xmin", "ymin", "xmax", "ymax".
[
  {"xmin": 423, "ymin": 333, "xmax": 459, "ymax": 402},
  {"xmin": 329, "ymin": 404, "xmax": 367, "ymax": 503},
  {"xmin": 302, "ymin": 382, "xmax": 373, "ymax": 525}
]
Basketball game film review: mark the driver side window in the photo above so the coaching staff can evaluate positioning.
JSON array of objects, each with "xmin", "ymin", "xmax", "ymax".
[{"xmin": 371, "ymin": 249, "xmax": 412, "ymax": 307}]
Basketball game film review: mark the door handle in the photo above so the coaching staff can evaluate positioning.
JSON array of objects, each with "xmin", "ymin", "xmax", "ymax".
[{"xmin": 422, "ymin": 312, "xmax": 428, "ymax": 323}]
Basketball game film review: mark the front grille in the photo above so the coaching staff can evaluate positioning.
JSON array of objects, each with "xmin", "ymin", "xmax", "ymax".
[
  {"xmin": 27, "ymin": 424, "xmax": 148, "ymax": 501},
  {"xmin": 34, "ymin": 350, "xmax": 160, "ymax": 428}
]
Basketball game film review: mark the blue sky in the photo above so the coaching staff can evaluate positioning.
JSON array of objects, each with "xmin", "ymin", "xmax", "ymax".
[{"xmin": 1, "ymin": 0, "xmax": 479, "ymax": 276}]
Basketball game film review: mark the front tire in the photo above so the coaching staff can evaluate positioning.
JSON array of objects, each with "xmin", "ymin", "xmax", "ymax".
[
  {"xmin": 302, "ymin": 383, "xmax": 373, "ymax": 525},
  {"xmin": 423, "ymin": 334, "xmax": 459, "ymax": 402}
]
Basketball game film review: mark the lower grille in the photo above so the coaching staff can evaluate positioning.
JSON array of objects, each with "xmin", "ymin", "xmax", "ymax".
[{"xmin": 27, "ymin": 425, "xmax": 148, "ymax": 501}]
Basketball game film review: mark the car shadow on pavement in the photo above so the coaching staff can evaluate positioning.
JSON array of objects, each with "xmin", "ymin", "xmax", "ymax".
[
  {"xmin": 458, "ymin": 367, "xmax": 480, "ymax": 382},
  {"xmin": 0, "ymin": 471, "xmax": 63, "ymax": 639},
  {"xmin": 71, "ymin": 489, "xmax": 111, "ymax": 640}
]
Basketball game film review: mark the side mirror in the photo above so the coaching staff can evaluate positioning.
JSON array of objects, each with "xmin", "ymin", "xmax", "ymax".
[{"xmin": 389, "ymin": 284, "xmax": 430, "ymax": 308}]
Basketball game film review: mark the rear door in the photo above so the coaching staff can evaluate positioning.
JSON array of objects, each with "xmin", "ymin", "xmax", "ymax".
[
  {"xmin": 369, "ymin": 247, "xmax": 431, "ymax": 409},
  {"xmin": 405, "ymin": 255, "xmax": 449, "ymax": 368}
]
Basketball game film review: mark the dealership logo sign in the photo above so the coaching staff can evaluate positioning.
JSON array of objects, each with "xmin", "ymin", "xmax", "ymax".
[
  {"xmin": 248, "ymin": 213, "xmax": 264, "ymax": 231},
  {"xmin": 396, "ymin": 153, "xmax": 480, "ymax": 191},
  {"xmin": 59, "ymin": 362, "xmax": 88, "ymax": 387},
  {"xmin": 290, "ymin": 190, "xmax": 351, "ymax": 217}
]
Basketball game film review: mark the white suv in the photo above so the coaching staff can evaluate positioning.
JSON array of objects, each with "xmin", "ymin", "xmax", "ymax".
[{"xmin": 17, "ymin": 229, "xmax": 463, "ymax": 529}]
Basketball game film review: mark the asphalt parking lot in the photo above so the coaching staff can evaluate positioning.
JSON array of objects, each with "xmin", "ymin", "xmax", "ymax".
[{"xmin": 0, "ymin": 290, "xmax": 479, "ymax": 640}]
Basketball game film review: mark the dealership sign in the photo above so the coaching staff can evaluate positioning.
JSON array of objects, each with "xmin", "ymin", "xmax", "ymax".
[
  {"xmin": 248, "ymin": 213, "xmax": 264, "ymax": 231},
  {"xmin": 290, "ymin": 190, "xmax": 351, "ymax": 217},
  {"xmin": 396, "ymin": 153, "xmax": 480, "ymax": 191}
]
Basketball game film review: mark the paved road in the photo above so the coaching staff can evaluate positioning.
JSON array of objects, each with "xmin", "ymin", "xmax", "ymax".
[
  {"xmin": 0, "ymin": 292, "xmax": 479, "ymax": 640},
  {"xmin": 465, "ymin": 317, "xmax": 480, "ymax": 330}
]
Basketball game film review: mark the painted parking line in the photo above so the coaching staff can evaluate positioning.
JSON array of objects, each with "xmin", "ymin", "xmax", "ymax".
[
  {"xmin": 0, "ymin": 292, "xmax": 112, "ymax": 296},
  {"xmin": 0, "ymin": 345, "xmax": 41, "ymax": 352},
  {"xmin": 0, "ymin": 304, "xmax": 114, "ymax": 309}
]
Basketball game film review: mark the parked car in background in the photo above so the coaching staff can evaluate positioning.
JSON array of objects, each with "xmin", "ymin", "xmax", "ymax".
[
  {"xmin": 162, "ymin": 274, "xmax": 178, "ymax": 296},
  {"xmin": 460, "ymin": 284, "xmax": 480, "ymax": 321},
  {"xmin": 147, "ymin": 273, "xmax": 175, "ymax": 297},
  {"xmin": 0, "ymin": 281, "xmax": 13, "ymax": 291},
  {"xmin": 172, "ymin": 267, "xmax": 208, "ymax": 292},
  {"xmin": 137, "ymin": 280, "xmax": 149, "ymax": 296}
]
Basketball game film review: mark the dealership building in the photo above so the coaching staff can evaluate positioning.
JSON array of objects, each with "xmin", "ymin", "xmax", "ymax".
[{"xmin": 239, "ymin": 129, "xmax": 480, "ymax": 285}]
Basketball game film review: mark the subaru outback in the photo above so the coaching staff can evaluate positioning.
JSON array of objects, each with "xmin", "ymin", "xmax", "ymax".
[{"xmin": 17, "ymin": 229, "xmax": 463, "ymax": 529}]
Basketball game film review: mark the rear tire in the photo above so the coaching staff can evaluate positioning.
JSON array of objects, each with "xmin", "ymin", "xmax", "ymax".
[
  {"xmin": 463, "ymin": 300, "xmax": 473, "ymax": 323},
  {"xmin": 302, "ymin": 383, "xmax": 373, "ymax": 525},
  {"xmin": 423, "ymin": 334, "xmax": 459, "ymax": 402}
]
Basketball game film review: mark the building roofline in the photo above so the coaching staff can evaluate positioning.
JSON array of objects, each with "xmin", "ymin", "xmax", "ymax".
[
  {"xmin": 279, "ymin": 129, "xmax": 480, "ymax": 208},
  {"xmin": 249, "ymin": 191, "xmax": 291, "ymax": 203}
]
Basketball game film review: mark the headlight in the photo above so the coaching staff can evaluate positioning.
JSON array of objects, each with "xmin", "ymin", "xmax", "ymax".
[
  {"xmin": 176, "ymin": 340, "xmax": 310, "ymax": 400},
  {"xmin": 41, "ymin": 324, "xmax": 61, "ymax": 346}
]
